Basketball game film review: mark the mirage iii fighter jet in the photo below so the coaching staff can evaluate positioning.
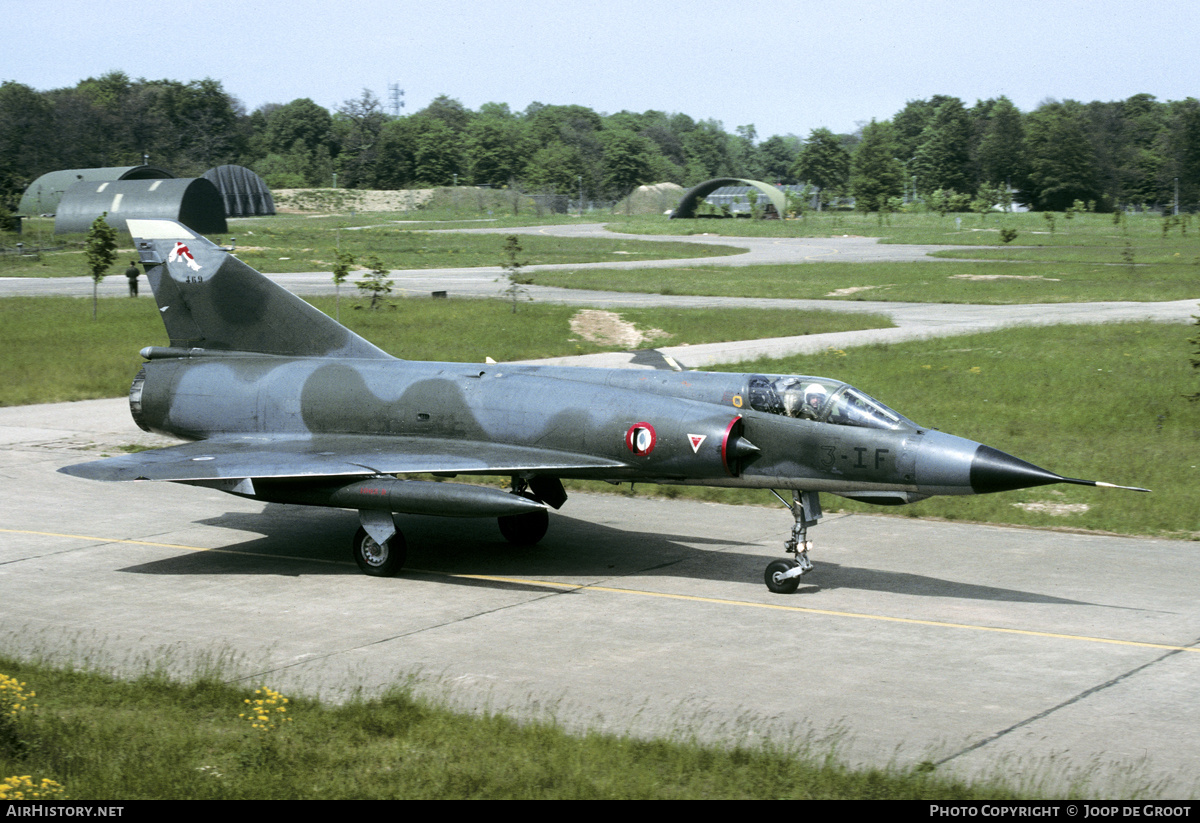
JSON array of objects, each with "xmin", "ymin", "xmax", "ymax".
[{"xmin": 60, "ymin": 220, "xmax": 1148, "ymax": 593}]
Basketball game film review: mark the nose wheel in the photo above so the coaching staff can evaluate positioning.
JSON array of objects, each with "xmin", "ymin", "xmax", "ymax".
[
  {"xmin": 765, "ymin": 559, "xmax": 802, "ymax": 594},
  {"xmin": 764, "ymin": 490, "xmax": 820, "ymax": 593}
]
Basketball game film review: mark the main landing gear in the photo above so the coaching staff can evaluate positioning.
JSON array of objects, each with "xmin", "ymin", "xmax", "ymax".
[
  {"xmin": 352, "ymin": 509, "xmax": 407, "ymax": 577},
  {"xmin": 349, "ymin": 477, "xmax": 561, "ymax": 577},
  {"xmin": 353, "ymin": 524, "xmax": 407, "ymax": 577},
  {"xmin": 764, "ymin": 490, "xmax": 820, "ymax": 594}
]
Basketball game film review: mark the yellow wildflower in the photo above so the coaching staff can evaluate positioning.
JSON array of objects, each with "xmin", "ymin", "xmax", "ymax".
[
  {"xmin": 239, "ymin": 686, "xmax": 292, "ymax": 732},
  {"xmin": 0, "ymin": 674, "xmax": 36, "ymax": 719},
  {"xmin": 0, "ymin": 775, "xmax": 67, "ymax": 800}
]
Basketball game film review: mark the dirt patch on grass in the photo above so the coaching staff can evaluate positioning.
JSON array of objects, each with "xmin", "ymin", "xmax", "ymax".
[
  {"xmin": 1012, "ymin": 502, "xmax": 1090, "ymax": 516},
  {"xmin": 825, "ymin": 285, "xmax": 891, "ymax": 297},
  {"xmin": 569, "ymin": 310, "xmax": 669, "ymax": 348}
]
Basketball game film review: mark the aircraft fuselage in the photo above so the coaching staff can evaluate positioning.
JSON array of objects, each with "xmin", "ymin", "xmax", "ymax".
[{"xmin": 131, "ymin": 351, "xmax": 986, "ymax": 499}]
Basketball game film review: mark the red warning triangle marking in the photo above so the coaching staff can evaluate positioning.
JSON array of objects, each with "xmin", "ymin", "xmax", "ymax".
[{"xmin": 688, "ymin": 434, "xmax": 706, "ymax": 453}]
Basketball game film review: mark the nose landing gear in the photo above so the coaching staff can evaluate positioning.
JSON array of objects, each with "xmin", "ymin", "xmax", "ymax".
[{"xmin": 764, "ymin": 490, "xmax": 820, "ymax": 594}]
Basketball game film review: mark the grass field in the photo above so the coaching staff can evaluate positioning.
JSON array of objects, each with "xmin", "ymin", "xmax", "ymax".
[
  {"xmin": 504, "ymin": 208, "xmax": 1200, "ymax": 304},
  {"xmin": 0, "ymin": 296, "xmax": 891, "ymax": 406},
  {"xmin": 529, "ymin": 259, "xmax": 1200, "ymax": 303},
  {"xmin": 609, "ymin": 208, "xmax": 1200, "ymax": 246},
  {"xmin": 0, "ymin": 654, "xmax": 1080, "ymax": 800},
  {"xmin": 0, "ymin": 214, "xmax": 741, "ymax": 278},
  {"xmin": 7, "ymin": 211, "xmax": 1196, "ymax": 307}
]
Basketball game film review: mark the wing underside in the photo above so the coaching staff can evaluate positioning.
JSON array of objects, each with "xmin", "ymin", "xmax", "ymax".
[{"xmin": 59, "ymin": 434, "xmax": 626, "ymax": 483}]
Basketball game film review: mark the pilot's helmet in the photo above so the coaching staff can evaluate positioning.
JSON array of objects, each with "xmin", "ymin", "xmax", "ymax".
[{"xmin": 803, "ymin": 383, "xmax": 828, "ymax": 409}]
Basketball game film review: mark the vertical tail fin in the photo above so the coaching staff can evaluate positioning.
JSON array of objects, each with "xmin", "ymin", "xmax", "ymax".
[{"xmin": 129, "ymin": 219, "xmax": 393, "ymax": 360}]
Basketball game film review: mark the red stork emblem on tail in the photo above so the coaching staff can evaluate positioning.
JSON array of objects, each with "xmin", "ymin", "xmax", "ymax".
[{"xmin": 169, "ymin": 242, "xmax": 202, "ymax": 272}]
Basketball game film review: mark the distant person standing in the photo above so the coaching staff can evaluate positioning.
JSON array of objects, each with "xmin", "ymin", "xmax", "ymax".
[{"xmin": 125, "ymin": 261, "xmax": 139, "ymax": 297}]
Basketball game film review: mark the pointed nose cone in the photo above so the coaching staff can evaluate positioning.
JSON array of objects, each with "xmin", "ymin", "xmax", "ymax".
[{"xmin": 969, "ymin": 445, "xmax": 1064, "ymax": 494}]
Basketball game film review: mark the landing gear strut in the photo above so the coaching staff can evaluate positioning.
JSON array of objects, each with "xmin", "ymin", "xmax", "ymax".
[{"xmin": 764, "ymin": 490, "xmax": 820, "ymax": 594}]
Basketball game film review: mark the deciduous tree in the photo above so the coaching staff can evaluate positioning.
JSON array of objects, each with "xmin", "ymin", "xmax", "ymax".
[
  {"xmin": 910, "ymin": 98, "xmax": 974, "ymax": 194},
  {"xmin": 600, "ymin": 128, "xmax": 657, "ymax": 197},
  {"xmin": 335, "ymin": 90, "xmax": 387, "ymax": 188},
  {"xmin": 850, "ymin": 121, "xmax": 904, "ymax": 212},
  {"xmin": 794, "ymin": 128, "xmax": 851, "ymax": 200},
  {"xmin": 1026, "ymin": 103, "xmax": 1102, "ymax": 210},
  {"xmin": 464, "ymin": 116, "xmax": 531, "ymax": 187},
  {"xmin": 85, "ymin": 213, "xmax": 117, "ymax": 319},
  {"xmin": 976, "ymin": 96, "xmax": 1027, "ymax": 189}
]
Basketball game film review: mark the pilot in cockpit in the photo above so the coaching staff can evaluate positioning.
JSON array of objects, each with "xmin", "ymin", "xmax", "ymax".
[
  {"xmin": 800, "ymin": 383, "xmax": 828, "ymax": 419},
  {"xmin": 778, "ymin": 379, "xmax": 829, "ymax": 420}
]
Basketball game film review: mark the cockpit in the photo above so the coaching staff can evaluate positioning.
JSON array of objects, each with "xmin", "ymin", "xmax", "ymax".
[{"xmin": 745, "ymin": 374, "xmax": 917, "ymax": 431}]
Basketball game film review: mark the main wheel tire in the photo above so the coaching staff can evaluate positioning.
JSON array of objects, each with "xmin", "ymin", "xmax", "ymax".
[
  {"xmin": 498, "ymin": 507, "xmax": 549, "ymax": 546},
  {"xmin": 764, "ymin": 559, "xmax": 801, "ymax": 594},
  {"xmin": 352, "ymin": 526, "xmax": 406, "ymax": 577}
]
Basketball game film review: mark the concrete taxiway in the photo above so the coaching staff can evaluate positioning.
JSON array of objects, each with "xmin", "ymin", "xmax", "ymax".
[{"xmin": 1, "ymin": 398, "xmax": 1197, "ymax": 797}]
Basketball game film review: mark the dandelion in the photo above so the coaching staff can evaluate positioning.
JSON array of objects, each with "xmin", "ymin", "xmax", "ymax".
[
  {"xmin": 0, "ymin": 775, "xmax": 66, "ymax": 800},
  {"xmin": 0, "ymin": 674, "xmax": 36, "ymax": 720},
  {"xmin": 968, "ymin": 366, "xmax": 982, "ymax": 375},
  {"xmin": 238, "ymin": 687, "xmax": 291, "ymax": 733}
]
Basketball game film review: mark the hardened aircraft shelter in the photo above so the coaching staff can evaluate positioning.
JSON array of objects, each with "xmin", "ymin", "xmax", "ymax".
[
  {"xmin": 670, "ymin": 177, "xmax": 787, "ymax": 219},
  {"xmin": 53, "ymin": 177, "xmax": 227, "ymax": 235},
  {"xmin": 18, "ymin": 165, "xmax": 173, "ymax": 217}
]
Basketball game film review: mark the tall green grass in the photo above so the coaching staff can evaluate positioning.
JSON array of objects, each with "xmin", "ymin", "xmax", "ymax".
[{"xmin": 0, "ymin": 297, "xmax": 162, "ymax": 406}]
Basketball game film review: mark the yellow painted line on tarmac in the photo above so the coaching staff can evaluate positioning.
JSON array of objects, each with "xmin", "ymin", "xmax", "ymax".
[
  {"xmin": 445, "ymin": 572, "xmax": 1200, "ymax": 655},
  {"xmin": 5, "ymin": 527, "xmax": 1196, "ymax": 654},
  {"xmin": 0, "ymin": 527, "xmax": 341, "ymax": 565}
]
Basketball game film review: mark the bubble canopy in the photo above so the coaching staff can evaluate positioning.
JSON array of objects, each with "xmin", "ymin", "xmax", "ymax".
[{"xmin": 745, "ymin": 375, "xmax": 918, "ymax": 431}]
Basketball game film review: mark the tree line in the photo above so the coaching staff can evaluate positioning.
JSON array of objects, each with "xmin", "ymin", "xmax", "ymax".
[
  {"xmin": 2, "ymin": 71, "xmax": 1198, "ymax": 213},
  {"xmin": 830, "ymin": 94, "xmax": 1200, "ymax": 213}
]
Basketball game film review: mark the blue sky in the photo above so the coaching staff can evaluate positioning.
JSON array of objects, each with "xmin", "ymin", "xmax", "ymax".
[{"xmin": 5, "ymin": 0, "xmax": 1198, "ymax": 138}]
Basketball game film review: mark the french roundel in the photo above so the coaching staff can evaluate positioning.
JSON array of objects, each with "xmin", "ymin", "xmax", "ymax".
[{"xmin": 625, "ymin": 422, "xmax": 657, "ymax": 456}]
